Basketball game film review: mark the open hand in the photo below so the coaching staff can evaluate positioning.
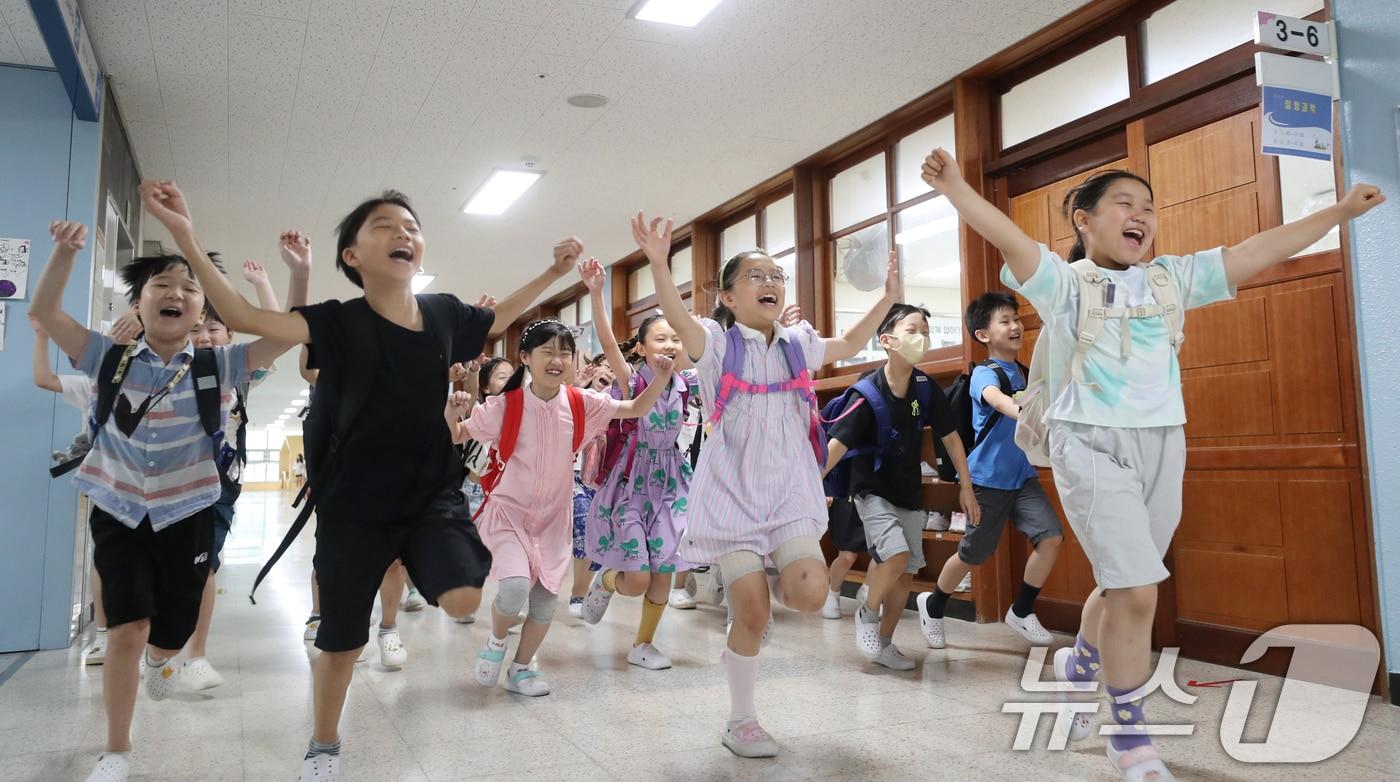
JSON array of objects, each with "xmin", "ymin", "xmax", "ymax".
[
  {"xmin": 630, "ymin": 211, "xmax": 673, "ymax": 267},
  {"xmin": 1338, "ymin": 184, "xmax": 1386, "ymax": 220},
  {"xmin": 779, "ymin": 304, "xmax": 802, "ymax": 328},
  {"xmin": 959, "ymin": 482, "xmax": 982, "ymax": 526},
  {"xmin": 448, "ymin": 362, "xmax": 469, "ymax": 385},
  {"xmin": 475, "ymin": 294, "xmax": 497, "ymax": 310},
  {"xmin": 553, "ymin": 236, "xmax": 584, "ymax": 275},
  {"xmin": 138, "ymin": 180, "xmax": 194, "ymax": 234},
  {"xmin": 577, "ymin": 257, "xmax": 605, "ymax": 291},
  {"xmin": 108, "ymin": 311, "xmax": 143, "ymax": 345},
  {"xmin": 883, "ymin": 250, "xmax": 902, "ymax": 302},
  {"xmin": 49, "ymin": 221, "xmax": 88, "ymax": 251},
  {"xmin": 242, "ymin": 259, "xmax": 270, "ymax": 287},
  {"xmin": 279, "ymin": 231, "xmax": 312, "ymax": 273},
  {"xmin": 920, "ymin": 148, "xmax": 965, "ymax": 193}
]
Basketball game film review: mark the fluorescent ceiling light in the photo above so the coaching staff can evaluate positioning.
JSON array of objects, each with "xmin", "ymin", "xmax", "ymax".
[
  {"xmin": 462, "ymin": 169, "xmax": 543, "ymax": 215},
  {"xmin": 895, "ymin": 215, "xmax": 959, "ymax": 246},
  {"xmin": 277, "ymin": 415, "xmax": 289, "ymax": 420},
  {"xmin": 411, "ymin": 272, "xmax": 436, "ymax": 294},
  {"xmin": 628, "ymin": 0, "xmax": 723, "ymax": 27},
  {"xmin": 283, "ymin": 407, "xmax": 297, "ymax": 414},
  {"xmin": 299, "ymin": 389, "xmax": 310, "ymax": 397}
]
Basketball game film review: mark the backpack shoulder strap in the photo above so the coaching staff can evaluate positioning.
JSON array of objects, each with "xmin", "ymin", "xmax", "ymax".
[
  {"xmin": 566, "ymin": 386, "xmax": 586, "ymax": 452},
  {"xmin": 983, "ymin": 360, "xmax": 1014, "ymax": 396},
  {"xmin": 191, "ymin": 348, "xmax": 223, "ymax": 440},
  {"xmin": 91, "ymin": 343, "xmax": 130, "ymax": 432},
  {"xmin": 1145, "ymin": 263, "xmax": 1186, "ymax": 352},
  {"xmin": 497, "ymin": 389, "xmax": 526, "ymax": 464},
  {"xmin": 1069, "ymin": 259, "xmax": 1112, "ymax": 387}
]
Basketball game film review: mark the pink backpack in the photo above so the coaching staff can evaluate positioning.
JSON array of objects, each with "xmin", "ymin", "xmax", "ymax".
[{"xmin": 709, "ymin": 326, "xmax": 826, "ymax": 467}]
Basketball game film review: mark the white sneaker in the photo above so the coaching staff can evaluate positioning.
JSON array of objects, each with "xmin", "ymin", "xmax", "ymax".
[
  {"xmin": 298, "ymin": 752, "xmax": 340, "ymax": 781},
  {"xmin": 84, "ymin": 752, "xmax": 130, "ymax": 782},
  {"xmin": 695, "ymin": 568, "xmax": 724, "ymax": 605},
  {"xmin": 581, "ymin": 570, "xmax": 614, "ymax": 625},
  {"xmin": 1054, "ymin": 646, "xmax": 1096, "ymax": 742},
  {"xmin": 142, "ymin": 654, "xmax": 179, "ymax": 701},
  {"xmin": 873, "ymin": 643, "xmax": 916, "ymax": 671},
  {"xmin": 401, "ymin": 588, "xmax": 426, "ymax": 612},
  {"xmin": 821, "ymin": 590, "xmax": 842, "ymax": 620},
  {"xmin": 628, "ymin": 643, "xmax": 672, "ymax": 670},
  {"xmin": 721, "ymin": 719, "xmax": 779, "ymax": 758},
  {"xmin": 181, "ymin": 658, "xmax": 225, "ymax": 691},
  {"xmin": 303, "ymin": 618, "xmax": 320, "ymax": 643},
  {"xmin": 85, "ymin": 629, "xmax": 107, "ymax": 666},
  {"xmin": 956, "ymin": 572, "xmax": 973, "ymax": 592},
  {"xmin": 668, "ymin": 588, "xmax": 697, "ymax": 610},
  {"xmin": 1004, "ymin": 607, "xmax": 1054, "ymax": 645},
  {"xmin": 567, "ymin": 599, "xmax": 584, "ymax": 619},
  {"xmin": 925, "ymin": 511, "xmax": 950, "ymax": 531},
  {"xmin": 377, "ymin": 628, "xmax": 407, "ymax": 669},
  {"xmin": 914, "ymin": 592, "xmax": 946, "ymax": 649},
  {"xmin": 475, "ymin": 640, "xmax": 507, "ymax": 687},
  {"xmin": 503, "ymin": 668, "xmax": 551, "ymax": 697},
  {"xmin": 854, "ymin": 606, "xmax": 882, "ymax": 659}
]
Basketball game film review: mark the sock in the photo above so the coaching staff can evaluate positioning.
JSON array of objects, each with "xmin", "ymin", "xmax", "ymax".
[
  {"xmin": 1011, "ymin": 582, "xmax": 1043, "ymax": 619},
  {"xmin": 879, "ymin": 634, "xmax": 893, "ymax": 648},
  {"xmin": 1066, "ymin": 634, "xmax": 1102, "ymax": 685},
  {"xmin": 635, "ymin": 597, "xmax": 666, "ymax": 646},
  {"xmin": 857, "ymin": 604, "xmax": 879, "ymax": 624},
  {"xmin": 96, "ymin": 626, "xmax": 108, "ymax": 633},
  {"xmin": 305, "ymin": 737, "xmax": 341, "ymax": 759},
  {"xmin": 378, "ymin": 623, "xmax": 396, "ymax": 636},
  {"xmin": 144, "ymin": 651, "xmax": 170, "ymax": 668},
  {"xmin": 487, "ymin": 634, "xmax": 507, "ymax": 652},
  {"xmin": 724, "ymin": 648, "xmax": 759, "ymax": 724},
  {"xmin": 925, "ymin": 588, "xmax": 951, "ymax": 619},
  {"xmin": 1106, "ymin": 683, "xmax": 1152, "ymax": 752},
  {"xmin": 601, "ymin": 570, "xmax": 618, "ymax": 593},
  {"xmin": 508, "ymin": 661, "xmax": 529, "ymax": 677}
]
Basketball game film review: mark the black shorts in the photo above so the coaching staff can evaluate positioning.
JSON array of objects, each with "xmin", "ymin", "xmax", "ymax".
[
  {"xmin": 827, "ymin": 497, "xmax": 867, "ymax": 553},
  {"xmin": 313, "ymin": 489, "xmax": 492, "ymax": 652},
  {"xmin": 90, "ymin": 505, "xmax": 215, "ymax": 650}
]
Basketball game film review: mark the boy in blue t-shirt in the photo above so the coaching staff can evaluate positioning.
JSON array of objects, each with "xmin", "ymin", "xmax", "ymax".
[{"xmin": 915, "ymin": 292, "xmax": 1063, "ymax": 649}]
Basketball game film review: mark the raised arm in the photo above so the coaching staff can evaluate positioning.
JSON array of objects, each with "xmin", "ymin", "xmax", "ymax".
[
  {"xmin": 579, "ymin": 257, "xmax": 633, "ymax": 395},
  {"xmin": 278, "ymin": 231, "xmax": 312, "ymax": 310},
  {"xmin": 821, "ymin": 252, "xmax": 900, "ymax": 365},
  {"xmin": 487, "ymin": 238, "xmax": 578, "ymax": 338},
  {"xmin": 29, "ymin": 320, "xmax": 63, "ymax": 393},
  {"xmin": 922, "ymin": 148, "xmax": 1040, "ymax": 284},
  {"xmin": 1223, "ymin": 185, "xmax": 1385, "ymax": 287},
  {"xmin": 140, "ymin": 180, "xmax": 310, "ymax": 345},
  {"xmin": 614, "ymin": 355, "xmax": 673, "ymax": 419},
  {"xmin": 242, "ymin": 259, "xmax": 281, "ymax": 311},
  {"xmin": 632, "ymin": 212, "xmax": 706, "ymax": 362},
  {"xmin": 30, "ymin": 221, "xmax": 93, "ymax": 361}
]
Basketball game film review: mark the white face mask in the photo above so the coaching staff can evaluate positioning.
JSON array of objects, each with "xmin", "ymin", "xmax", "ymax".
[{"xmin": 886, "ymin": 333, "xmax": 929, "ymax": 364}]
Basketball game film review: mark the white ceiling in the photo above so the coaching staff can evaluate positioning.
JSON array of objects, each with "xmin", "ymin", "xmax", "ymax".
[
  {"xmin": 79, "ymin": 0, "xmax": 1086, "ymax": 427},
  {"xmin": 0, "ymin": 0, "xmax": 55, "ymax": 67}
]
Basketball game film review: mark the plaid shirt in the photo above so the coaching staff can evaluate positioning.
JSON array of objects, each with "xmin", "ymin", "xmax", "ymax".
[{"xmin": 73, "ymin": 333, "xmax": 249, "ymax": 531}]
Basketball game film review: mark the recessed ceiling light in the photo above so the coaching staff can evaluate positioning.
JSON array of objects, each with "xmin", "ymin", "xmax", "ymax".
[
  {"xmin": 463, "ymin": 169, "xmax": 543, "ymax": 215},
  {"xmin": 567, "ymin": 93, "xmax": 609, "ymax": 109},
  {"xmin": 627, "ymin": 0, "xmax": 723, "ymax": 27},
  {"xmin": 412, "ymin": 272, "xmax": 436, "ymax": 294}
]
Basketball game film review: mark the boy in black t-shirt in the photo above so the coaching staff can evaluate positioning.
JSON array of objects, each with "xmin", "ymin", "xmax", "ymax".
[
  {"xmin": 824, "ymin": 304, "xmax": 981, "ymax": 670},
  {"xmin": 140, "ymin": 180, "xmax": 582, "ymax": 782}
]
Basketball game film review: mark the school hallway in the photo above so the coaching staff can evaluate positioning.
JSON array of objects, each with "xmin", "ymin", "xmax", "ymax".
[{"xmin": 0, "ymin": 488, "xmax": 1394, "ymax": 781}]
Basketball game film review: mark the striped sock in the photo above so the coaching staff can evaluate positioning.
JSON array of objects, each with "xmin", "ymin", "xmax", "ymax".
[{"xmin": 305, "ymin": 738, "xmax": 341, "ymax": 759}]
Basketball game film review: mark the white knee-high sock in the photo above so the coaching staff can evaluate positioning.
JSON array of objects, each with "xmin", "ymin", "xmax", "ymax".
[{"xmin": 725, "ymin": 648, "xmax": 759, "ymax": 723}]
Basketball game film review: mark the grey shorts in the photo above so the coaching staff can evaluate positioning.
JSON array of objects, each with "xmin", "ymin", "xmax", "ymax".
[
  {"xmin": 958, "ymin": 479, "xmax": 1063, "ymax": 566},
  {"xmin": 1048, "ymin": 421, "xmax": 1186, "ymax": 590},
  {"xmin": 854, "ymin": 494, "xmax": 925, "ymax": 574}
]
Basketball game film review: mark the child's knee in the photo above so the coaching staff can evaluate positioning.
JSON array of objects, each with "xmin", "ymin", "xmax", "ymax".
[
  {"xmin": 437, "ymin": 586, "xmax": 481, "ymax": 618},
  {"xmin": 108, "ymin": 620, "xmax": 149, "ymax": 649},
  {"xmin": 1035, "ymin": 535, "xmax": 1063, "ymax": 554},
  {"xmin": 615, "ymin": 572, "xmax": 647, "ymax": 597},
  {"xmin": 494, "ymin": 577, "xmax": 530, "ymax": 617},
  {"xmin": 527, "ymin": 584, "xmax": 557, "ymax": 623},
  {"xmin": 732, "ymin": 598, "xmax": 770, "ymax": 633},
  {"xmin": 781, "ymin": 562, "xmax": 828, "ymax": 612},
  {"xmin": 1109, "ymin": 584, "xmax": 1157, "ymax": 616},
  {"xmin": 835, "ymin": 551, "xmax": 857, "ymax": 567}
]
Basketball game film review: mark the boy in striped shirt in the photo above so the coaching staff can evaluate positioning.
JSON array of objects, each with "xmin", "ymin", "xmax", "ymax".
[{"xmin": 31, "ymin": 221, "xmax": 296, "ymax": 782}]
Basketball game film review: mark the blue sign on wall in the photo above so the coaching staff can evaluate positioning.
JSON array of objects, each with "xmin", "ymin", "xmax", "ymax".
[
  {"xmin": 1261, "ymin": 84, "xmax": 1333, "ymax": 161},
  {"xmin": 27, "ymin": 0, "xmax": 102, "ymax": 122}
]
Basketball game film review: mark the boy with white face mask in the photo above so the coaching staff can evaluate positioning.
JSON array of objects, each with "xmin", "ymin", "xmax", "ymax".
[{"xmin": 824, "ymin": 304, "xmax": 980, "ymax": 670}]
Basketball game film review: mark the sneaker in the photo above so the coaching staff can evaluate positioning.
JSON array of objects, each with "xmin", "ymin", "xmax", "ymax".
[
  {"xmin": 695, "ymin": 568, "xmax": 723, "ymax": 605},
  {"xmin": 581, "ymin": 570, "xmax": 614, "ymax": 625},
  {"xmin": 303, "ymin": 618, "xmax": 320, "ymax": 643},
  {"xmin": 401, "ymin": 588, "xmax": 426, "ymax": 612},
  {"xmin": 85, "ymin": 629, "xmax": 108, "ymax": 666},
  {"xmin": 142, "ymin": 654, "xmax": 179, "ymax": 701},
  {"xmin": 956, "ymin": 572, "xmax": 973, "ymax": 592},
  {"xmin": 567, "ymin": 597, "xmax": 584, "ymax": 619},
  {"xmin": 1004, "ymin": 607, "xmax": 1053, "ymax": 645},
  {"xmin": 925, "ymin": 511, "xmax": 950, "ymax": 531},
  {"xmin": 181, "ymin": 658, "xmax": 225, "ymax": 691},
  {"xmin": 668, "ymin": 588, "xmax": 697, "ymax": 610},
  {"xmin": 873, "ymin": 643, "xmax": 916, "ymax": 671},
  {"xmin": 298, "ymin": 752, "xmax": 340, "ymax": 781},
  {"xmin": 454, "ymin": 613, "xmax": 477, "ymax": 625},
  {"xmin": 503, "ymin": 668, "xmax": 551, "ymax": 697},
  {"xmin": 84, "ymin": 752, "xmax": 130, "ymax": 782},
  {"xmin": 820, "ymin": 590, "xmax": 842, "ymax": 620},
  {"xmin": 721, "ymin": 719, "xmax": 779, "ymax": 758},
  {"xmin": 854, "ymin": 606, "xmax": 882, "ymax": 660},
  {"xmin": 1053, "ymin": 646, "xmax": 1095, "ymax": 742},
  {"xmin": 914, "ymin": 592, "xmax": 946, "ymax": 649},
  {"xmin": 475, "ymin": 641, "xmax": 506, "ymax": 687},
  {"xmin": 627, "ymin": 643, "xmax": 672, "ymax": 670},
  {"xmin": 377, "ymin": 628, "xmax": 407, "ymax": 669}
]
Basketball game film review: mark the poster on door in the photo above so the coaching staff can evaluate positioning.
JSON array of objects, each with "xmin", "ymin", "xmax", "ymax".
[
  {"xmin": 0, "ymin": 237, "xmax": 30, "ymax": 299},
  {"xmin": 1261, "ymin": 84, "xmax": 1333, "ymax": 161}
]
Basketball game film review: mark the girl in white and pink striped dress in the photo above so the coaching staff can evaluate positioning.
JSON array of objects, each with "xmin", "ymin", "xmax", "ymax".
[{"xmin": 634, "ymin": 211, "xmax": 901, "ymax": 758}]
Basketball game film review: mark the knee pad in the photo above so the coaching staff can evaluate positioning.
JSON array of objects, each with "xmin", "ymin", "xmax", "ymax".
[
  {"xmin": 772, "ymin": 536, "xmax": 824, "ymax": 572},
  {"xmin": 527, "ymin": 584, "xmax": 558, "ymax": 623},
  {"xmin": 716, "ymin": 550, "xmax": 765, "ymax": 585},
  {"xmin": 493, "ymin": 577, "xmax": 529, "ymax": 617}
]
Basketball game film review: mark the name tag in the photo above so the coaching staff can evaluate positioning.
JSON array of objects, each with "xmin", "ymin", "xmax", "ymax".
[{"xmin": 196, "ymin": 375, "xmax": 218, "ymax": 390}]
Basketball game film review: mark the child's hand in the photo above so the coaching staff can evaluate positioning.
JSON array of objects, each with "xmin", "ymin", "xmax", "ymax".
[
  {"xmin": 578, "ymin": 257, "xmax": 605, "ymax": 291},
  {"xmin": 882, "ymin": 250, "xmax": 901, "ymax": 303},
  {"xmin": 553, "ymin": 237, "xmax": 584, "ymax": 275},
  {"xmin": 650, "ymin": 354, "xmax": 675, "ymax": 375},
  {"xmin": 445, "ymin": 390, "xmax": 473, "ymax": 423},
  {"xmin": 242, "ymin": 259, "xmax": 270, "ymax": 287},
  {"xmin": 49, "ymin": 221, "xmax": 88, "ymax": 252},
  {"xmin": 474, "ymin": 294, "xmax": 497, "ymax": 310},
  {"xmin": 448, "ymin": 362, "xmax": 469, "ymax": 385},
  {"xmin": 577, "ymin": 363, "xmax": 601, "ymax": 388},
  {"xmin": 139, "ymin": 180, "xmax": 194, "ymax": 234},
  {"xmin": 779, "ymin": 304, "xmax": 802, "ymax": 328},
  {"xmin": 279, "ymin": 230, "xmax": 312, "ymax": 273},
  {"xmin": 920, "ymin": 148, "xmax": 965, "ymax": 193},
  {"xmin": 108, "ymin": 311, "xmax": 143, "ymax": 345},
  {"xmin": 958, "ymin": 482, "xmax": 982, "ymax": 526},
  {"xmin": 630, "ymin": 211, "xmax": 673, "ymax": 267},
  {"xmin": 1338, "ymin": 184, "xmax": 1386, "ymax": 219}
]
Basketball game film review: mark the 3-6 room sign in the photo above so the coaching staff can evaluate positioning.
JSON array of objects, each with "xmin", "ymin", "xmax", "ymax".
[{"xmin": 1254, "ymin": 10, "xmax": 1332, "ymax": 57}]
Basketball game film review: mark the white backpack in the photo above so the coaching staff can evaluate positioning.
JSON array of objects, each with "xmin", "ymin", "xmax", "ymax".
[{"xmin": 1014, "ymin": 259, "xmax": 1185, "ymax": 466}]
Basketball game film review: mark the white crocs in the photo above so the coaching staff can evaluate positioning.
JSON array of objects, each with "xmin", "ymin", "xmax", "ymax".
[
  {"xmin": 1054, "ymin": 646, "xmax": 1096, "ymax": 743},
  {"xmin": 1004, "ymin": 607, "xmax": 1054, "ymax": 646},
  {"xmin": 1108, "ymin": 743, "xmax": 1175, "ymax": 782},
  {"xmin": 914, "ymin": 592, "xmax": 946, "ymax": 649},
  {"xmin": 84, "ymin": 752, "xmax": 130, "ymax": 782},
  {"xmin": 180, "ymin": 658, "xmax": 225, "ymax": 691},
  {"xmin": 873, "ymin": 643, "xmax": 916, "ymax": 671},
  {"xmin": 142, "ymin": 654, "xmax": 179, "ymax": 701},
  {"xmin": 580, "ymin": 570, "xmax": 614, "ymax": 625},
  {"xmin": 854, "ymin": 607, "xmax": 882, "ymax": 660},
  {"xmin": 377, "ymin": 628, "xmax": 407, "ymax": 669},
  {"xmin": 298, "ymin": 752, "xmax": 340, "ymax": 781},
  {"xmin": 821, "ymin": 590, "xmax": 842, "ymax": 620}
]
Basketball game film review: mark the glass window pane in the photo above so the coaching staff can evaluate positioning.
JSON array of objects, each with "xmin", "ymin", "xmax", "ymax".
[
  {"xmin": 1141, "ymin": 0, "xmax": 1323, "ymax": 85},
  {"xmin": 247, "ymin": 462, "xmax": 275, "ymax": 484},
  {"xmin": 897, "ymin": 196, "xmax": 963, "ymax": 348},
  {"xmin": 267, "ymin": 429, "xmax": 285, "ymax": 452},
  {"xmin": 774, "ymin": 250, "xmax": 798, "ymax": 307},
  {"xmin": 491, "ymin": 338, "xmax": 504, "ymax": 356},
  {"xmin": 628, "ymin": 265, "xmax": 655, "ymax": 303},
  {"xmin": 1001, "ymin": 37, "xmax": 1130, "ymax": 148},
  {"xmin": 721, "ymin": 215, "xmax": 757, "ymax": 263},
  {"xmin": 832, "ymin": 221, "xmax": 890, "ymax": 367},
  {"xmin": 246, "ymin": 429, "xmax": 268, "ymax": 451},
  {"xmin": 896, "ymin": 115, "xmax": 955, "ymax": 203},
  {"xmin": 830, "ymin": 152, "xmax": 887, "ymax": 231},
  {"xmin": 558, "ymin": 301, "xmax": 577, "ymax": 326},
  {"xmin": 577, "ymin": 296, "xmax": 592, "ymax": 325},
  {"xmin": 671, "ymin": 244, "xmax": 693, "ymax": 287},
  {"xmin": 1279, "ymin": 155, "xmax": 1340, "ymax": 257},
  {"xmin": 763, "ymin": 194, "xmax": 796, "ymax": 255}
]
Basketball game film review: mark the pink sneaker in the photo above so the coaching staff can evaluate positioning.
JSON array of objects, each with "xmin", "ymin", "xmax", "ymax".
[{"xmin": 721, "ymin": 719, "xmax": 779, "ymax": 758}]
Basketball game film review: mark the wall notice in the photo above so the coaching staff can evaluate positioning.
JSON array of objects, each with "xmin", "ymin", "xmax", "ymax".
[{"xmin": 0, "ymin": 237, "xmax": 31, "ymax": 299}]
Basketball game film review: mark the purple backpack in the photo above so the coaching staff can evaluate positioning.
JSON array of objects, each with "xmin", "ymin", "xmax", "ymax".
[{"xmin": 709, "ymin": 326, "xmax": 826, "ymax": 467}]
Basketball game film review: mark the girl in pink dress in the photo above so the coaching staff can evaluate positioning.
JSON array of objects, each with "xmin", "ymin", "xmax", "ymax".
[
  {"xmin": 446, "ymin": 320, "xmax": 671, "ymax": 697},
  {"xmin": 634, "ymin": 212, "xmax": 901, "ymax": 757}
]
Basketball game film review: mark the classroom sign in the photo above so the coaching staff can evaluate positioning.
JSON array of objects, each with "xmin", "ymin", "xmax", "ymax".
[{"xmin": 1261, "ymin": 85, "xmax": 1333, "ymax": 161}]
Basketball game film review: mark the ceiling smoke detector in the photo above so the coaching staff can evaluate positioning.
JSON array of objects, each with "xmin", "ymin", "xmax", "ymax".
[{"xmin": 566, "ymin": 93, "xmax": 609, "ymax": 109}]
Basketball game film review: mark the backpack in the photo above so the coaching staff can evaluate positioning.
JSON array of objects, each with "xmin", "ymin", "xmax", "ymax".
[
  {"xmin": 250, "ymin": 294, "xmax": 473, "ymax": 603},
  {"xmin": 473, "ymin": 385, "xmax": 587, "ymax": 521},
  {"xmin": 1015, "ymin": 258, "xmax": 1185, "ymax": 466},
  {"xmin": 590, "ymin": 370, "xmax": 689, "ymax": 487},
  {"xmin": 933, "ymin": 359, "xmax": 1025, "ymax": 482},
  {"xmin": 820, "ymin": 369, "xmax": 938, "ymax": 498},
  {"xmin": 709, "ymin": 325, "xmax": 825, "ymax": 467}
]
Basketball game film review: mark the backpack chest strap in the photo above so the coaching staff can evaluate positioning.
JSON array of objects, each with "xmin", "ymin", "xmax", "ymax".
[{"xmin": 1071, "ymin": 263, "xmax": 1186, "ymax": 388}]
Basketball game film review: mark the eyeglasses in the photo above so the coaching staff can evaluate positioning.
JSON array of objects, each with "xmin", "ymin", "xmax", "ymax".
[{"xmin": 737, "ymin": 270, "xmax": 789, "ymax": 286}]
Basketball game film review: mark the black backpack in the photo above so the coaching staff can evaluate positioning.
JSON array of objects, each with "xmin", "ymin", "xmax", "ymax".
[
  {"xmin": 250, "ymin": 294, "xmax": 475, "ymax": 603},
  {"xmin": 932, "ymin": 359, "xmax": 1025, "ymax": 482}
]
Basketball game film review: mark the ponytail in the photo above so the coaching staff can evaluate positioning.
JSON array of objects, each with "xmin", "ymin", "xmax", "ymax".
[
  {"xmin": 1061, "ymin": 170, "xmax": 1154, "ymax": 263},
  {"xmin": 711, "ymin": 250, "xmax": 759, "ymax": 330},
  {"xmin": 500, "ymin": 365, "xmax": 528, "ymax": 394}
]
